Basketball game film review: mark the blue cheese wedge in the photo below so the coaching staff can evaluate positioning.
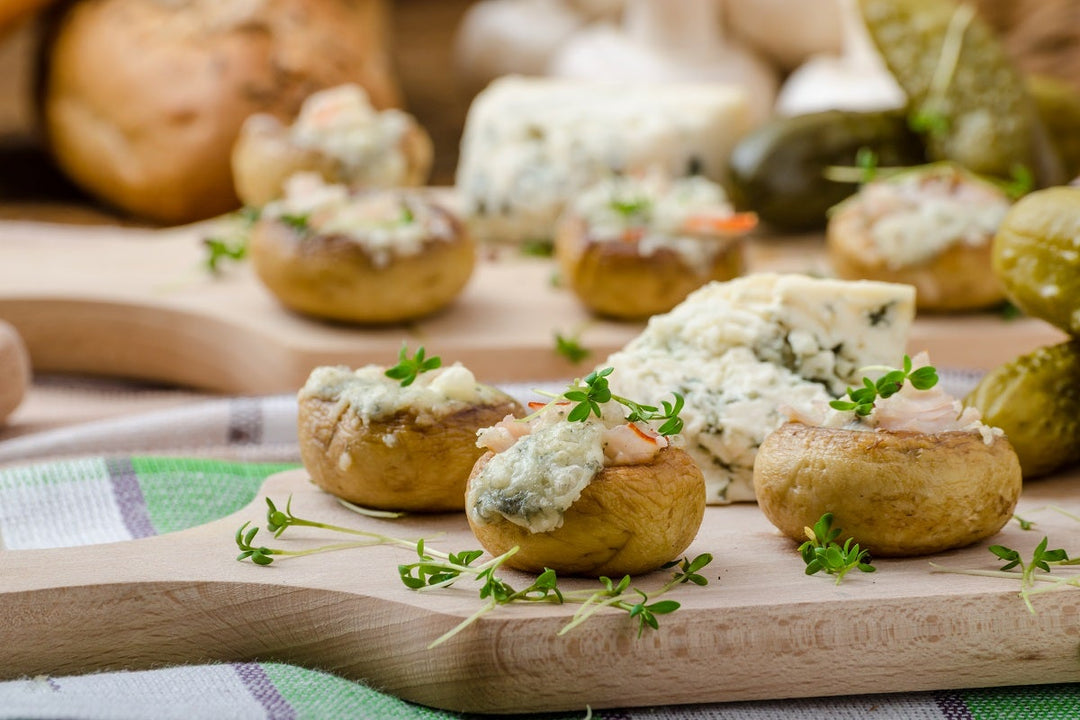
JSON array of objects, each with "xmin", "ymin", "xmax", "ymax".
[
  {"xmin": 456, "ymin": 75, "xmax": 749, "ymax": 244},
  {"xmin": 606, "ymin": 273, "xmax": 915, "ymax": 503}
]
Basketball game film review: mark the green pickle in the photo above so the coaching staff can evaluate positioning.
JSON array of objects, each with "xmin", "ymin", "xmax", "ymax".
[
  {"xmin": 965, "ymin": 341, "xmax": 1080, "ymax": 478},
  {"xmin": 727, "ymin": 109, "xmax": 925, "ymax": 231},
  {"xmin": 993, "ymin": 187, "xmax": 1080, "ymax": 334},
  {"xmin": 858, "ymin": 0, "xmax": 1051, "ymax": 183},
  {"xmin": 1028, "ymin": 76, "xmax": 1080, "ymax": 181}
]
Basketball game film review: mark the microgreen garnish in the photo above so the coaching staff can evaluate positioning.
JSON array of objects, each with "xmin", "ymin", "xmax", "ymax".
[
  {"xmin": 202, "ymin": 206, "xmax": 259, "ymax": 274},
  {"xmin": 236, "ymin": 495, "xmax": 711, "ymax": 647},
  {"xmin": 337, "ymin": 497, "xmax": 405, "ymax": 519},
  {"xmin": 204, "ymin": 237, "xmax": 248, "ymax": 273},
  {"xmin": 1001, "ymin": 164, "xmax": 1034, "ymax": 200},
  {"xmin": 557, "ymin": 553, "xmax": 713, "ymax": 639},
  {"xmin": 798, "ymin": 513, "xmax": 875, "ymax": 585},
  {"xmin": 985, "ymin": 537, "xmax": 1072, "ymax": 612},
  {"xmin": 932, "ymin": 508, "xmax": 1080, "ymax": 612},
  {"xmin": 547, "ymin": 367, "xmax": 684, "ymax": 436},
  {"xmin": 279, "ymin": 212, "xmax": 311, "ymax": 232},
  {"xmin": 554, "ymin": 331, "xmax": 590, "ymax": 364},
  {"xmin": 998, "ymin": 300, "xmax": 1023, "ymax": 321},
  {"xmin": 384, "ymin": 344, "xmax": 441, "ymax": 387},
  {"xmin": 822, "ymin": 148, "xmax": 906, "ymax": 185},
  {"xmin": 907, "ymin": 107, "xmax": 951, "ymax": 139},
  {"xmin": 610, "ymin": 196, "xmax": 651, "ymax": 219},
  {"xmin": 829, "ymin": 355, "xmax": 938, "ymax": 416},
  {"xmin": 909, "ymin": 3, "xmax": 975, "ymax": 142},
  {"xmin": 235, "ymin": 497, "xmax": 417, "ymax": 565},
  {"xmin": 400, "ymin": 204, "xmax": 415, "ymax": 224},
  {"xmin": 521, "ymin": 239, "xmax": 555, "ymax": 258},
  {"xmin": 1013, "ymin": 514, "xmax": 1035, "ymax": 531}
]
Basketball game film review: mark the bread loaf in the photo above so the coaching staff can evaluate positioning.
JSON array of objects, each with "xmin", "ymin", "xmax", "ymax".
[{"xmin": 43, "ymin": 0, "xmax": 401, "ymax": 224}]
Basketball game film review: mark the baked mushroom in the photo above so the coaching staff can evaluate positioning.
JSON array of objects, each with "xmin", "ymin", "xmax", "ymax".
[
  {"xmin": 827, "ymin": 163, "xmax": 1011, "ymax": 312},
  {"xmin": 298, "ymin": 355, "xmax": 523, "ymax": 512},
  {"xmin": 754, "ymin": 353, "xmax": 1022, "ymax": 557},
  {"xmin": 249, "ymin": 174, "xmax": 475, "ymax": 323},
  {"xmin": 232, "ymin": 84, "xmax": 433, "ymax": 207},
  {"xmin": 466, "ymin": 368, "xmax": 705, "ymax": 577},
  {"xmin": 555, "ymin": 173, "xmax": 755, "ymax": 320}
]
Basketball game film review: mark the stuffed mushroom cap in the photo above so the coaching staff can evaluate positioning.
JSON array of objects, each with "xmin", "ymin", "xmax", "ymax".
[
  {"xmin": 466, "ymin": 401, "xmax": 706, "ymax": 576},
  {"xmin": 754, "ymin": 353, "xmax": 1022, "ymax": 556},
  {"xmin": 232, "ymin": 83, "xmax": 433, "ymax": 207},
  {"xmin": 298, "ymin": 363, "xmax": 523, "ymax": 512},
  {"xmin": 249, "ymin": 174, "xmax": 475, "ymax": 323},
  {"xmin": 555, "ymin": 173, "xmax": 753, "ymax": 320},
  {"xmin": 827, "ymin": 164, "xmax": 1010, "ymax": 312}
]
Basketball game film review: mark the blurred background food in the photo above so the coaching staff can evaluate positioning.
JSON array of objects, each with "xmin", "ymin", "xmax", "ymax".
[{"xmin": 0, "ymin": 0, "xmax": 1078, "ymax": 226}]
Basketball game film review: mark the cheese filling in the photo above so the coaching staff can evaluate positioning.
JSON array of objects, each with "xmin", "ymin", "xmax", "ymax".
[
  {"xmin": 264, "ymin": 174, "xmax": 456, "ymax": 268},
  {"xmin": 851, "ymin": 165, "xmax": 1010, "ymax": 269},
  {"xmin": 291, "ymin": 84, "xmax": 416, "ymax": 187},
  {"xmin": 299, "ymin": 363, "xmax": 501, "ymax": 425},
  {"xmin": 469, "ymin": 401, "xmax": 669, "ymax": 533}
]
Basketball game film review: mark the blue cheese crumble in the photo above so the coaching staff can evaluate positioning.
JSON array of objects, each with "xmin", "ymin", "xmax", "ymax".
[{"xmin": 606, "ymin": 273, "xmax": 915, "ymax": 503}]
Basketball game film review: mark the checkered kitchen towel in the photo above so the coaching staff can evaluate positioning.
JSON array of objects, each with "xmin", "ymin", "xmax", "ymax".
[{"xmin": 1, "ymin": 385, "xmax": 1078, "ymax": 719}]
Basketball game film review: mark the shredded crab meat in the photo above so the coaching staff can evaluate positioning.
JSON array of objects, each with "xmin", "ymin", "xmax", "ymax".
[
  {"xmin": 476, "ymin": 414, "xmax": 531, "ymax": 454},
  {"xmin": 476, "ymin": 403, "xmax": 668, "ymax": 465},
  {"xmin": 602, "ymin": 422, "xmax": 667, "ymax": 465},
  {"xmin": 782, "ymin": 352, "xmax": 1002, "ymax": 444}
]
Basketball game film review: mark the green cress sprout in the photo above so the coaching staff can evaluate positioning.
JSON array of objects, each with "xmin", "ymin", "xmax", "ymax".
[
  {"xmin": 537, "ymin": 367, "xmax": 684, "ymax": 436},
  {"xmin": 234, "ymin": 495, "xmax": 712, "ymax": 646},
  {"xmin": 798, "ymin": 513, "xmax": 875, "ymax": 585},
  {"xmin": 202, "ymin": 206, "xmax": 260, "ymax": 274},
  {"xmin": 931, "ymin": 507, "xmax": 1080, "ymax": 613},
  {"xmin": 384, "ymin": 344, "xmax": 441, "ymax": 387},
  {"xmin": 610, "ymin": 196, "xmax": 651, "ymax": 219},
  {"xmin": 554, "ymin": 330, "xmax": 590, "ymax": 364},
  {"xmin": 279, "ymin": 212, "xmax": 311, "ymax": 233},
  {"xmin": 398, "ymin": 546, "xmax": 713, "ymax": 646},
  {"xmin": 829, "ymin": 355, "xmax": 939, "ymax": 417},
  {"xmin": 521, "ymin": 239, "xmax": 555, "ymax": 258}
]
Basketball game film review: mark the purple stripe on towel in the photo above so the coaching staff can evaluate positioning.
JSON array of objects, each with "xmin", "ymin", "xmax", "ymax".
[
  {"xmin": 229, "ymin": 398, "xmax": 264, "ymax": 445},
  {"xmin": 105, "ymin": 456, "xmax": 155, "ymax": 539},
  {"xmin": 935, "ymin": 690, "xmax": 975, "ymax": 720},
  {"xmin": 233, "ymin": 663, "xmax": 296, "ymax": 720}
]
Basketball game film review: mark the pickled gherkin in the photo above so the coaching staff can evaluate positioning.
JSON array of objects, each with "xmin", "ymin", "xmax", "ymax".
[
  {"xmin": 727, "ymin": 109, "xmax": 925, "ymax": 231},
  {"xmin": 858, "ymin": 0, "xmax": 1049, "ymax": 183},
  {"xmin": 965, "ymin": 341, "xmax": 1080, "ymax": 478},
  {"xmin": 993, "ymin": 187, "xmax": 1080, "ymax": 335},
  {"xmin": 1028, "ymin": 76, "xmax": 1080, "ymax": 182}
]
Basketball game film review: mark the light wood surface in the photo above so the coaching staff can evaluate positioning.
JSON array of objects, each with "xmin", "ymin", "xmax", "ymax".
[
  {"xmin": 0, "ymin": 220, "xmax": 1067, "ymax": 393},
  {"xmin": 2, "ymin": 467, "xmax": 1080, "ymax": 713}
]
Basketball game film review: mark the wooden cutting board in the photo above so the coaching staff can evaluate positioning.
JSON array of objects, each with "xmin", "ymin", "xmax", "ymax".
[
  {"xmin": 3, "ymin": 467, "xmax": 1080, "ymax": 713},
  {"xmin": 0, "ymin": 219, "xmax": 1067, "ymax": 393}
]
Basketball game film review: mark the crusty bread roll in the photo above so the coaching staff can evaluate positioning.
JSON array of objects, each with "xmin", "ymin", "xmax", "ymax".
[
  {"xmin": 43, "ymin": 0, "xmax": 401, "ymax": 224},
  {"xmin": 0, "ymin": 0, "xmax": 53, "ymax": 38}
]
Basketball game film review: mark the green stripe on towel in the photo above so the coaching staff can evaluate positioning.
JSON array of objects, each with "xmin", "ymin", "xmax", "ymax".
[{"xmin": 129, "ymin": 457, "xmax": 300, "ymax": 534}]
